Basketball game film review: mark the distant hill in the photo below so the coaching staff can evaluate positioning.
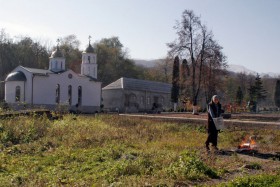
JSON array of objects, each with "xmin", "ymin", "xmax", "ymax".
[
  {"xmin": 133, "ymin": 59, "xmax": 279, "ymax": 77},
  {"xmin": 226, "ymin": 64, "xmax": 257, "ymax": 75},
  {"xmin": 133, "ymin": 59, "xmax": 162, "ymax": 67},
  {"xmin": 227, "ymin": 64, "xmax": 280, "ymax": 77}
]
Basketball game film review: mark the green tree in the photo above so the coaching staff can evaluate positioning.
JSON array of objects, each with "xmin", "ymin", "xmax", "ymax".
[
  {"xmin": 171, "ymin": 56, "xmax": 180, "ymax": 110},
  {"xmin": 0, "ymin": 32, "xmax": 49, "ymax": 100},
  {"xmin": 236, "ymin": 86, "xmax": 243, "ymax": 106},
  {"xmin": 254, "ymin": 74, "xmax": 267, "ymax": 102},
  {"xmin": 144, "ymin": 58, "xmax": 173, "ymax": 83},
  {"xmin": 59, "ymin": 35, "xmax": 82, "ymax": 72},
  {"xmin": 15, "ymin": 37, "xmax": 49, "ymax": 69},
  {"xmin": 274, "ymin": 80, "xmax": 280, "ymax": 108},
  {"xmin": 180, "ymin": 59, "xmax": 190, "ymax": 95},
  {"xmin": 95, "ymin": 37, "xmax": 144, "ymax": 86},
  {"xmin": 248, "ymin": 74, "xmax": 267, "ymax": 112}
]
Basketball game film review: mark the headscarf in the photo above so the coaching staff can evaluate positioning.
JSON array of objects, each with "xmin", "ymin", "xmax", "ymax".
[
  {"xmin": 210, "ymin": 95, "xmax": 220, "ymax": 107},
  {"xmin": 212, "ymin": 95, "xmax": 219, "ymax": 102}
]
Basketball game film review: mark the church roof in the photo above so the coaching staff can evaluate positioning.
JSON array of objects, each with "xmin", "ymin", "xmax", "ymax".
[
  {"xmin": 22, "ymin": 67, "xmax": 53, "ymax": 75},
  {"xmin": 5, "ymin": 71, "xmax": 27, "ymax": 81},
  {"xmin": 84, "ymin": 43, "xmax": 94, "ymax": 53},
  {"xmin": 50, "ymin": 46, "xmax": 64, "ymax": 58},
  {"xmin": 103, "ymin": 77, "xmax": 172, "ymax": 93}
]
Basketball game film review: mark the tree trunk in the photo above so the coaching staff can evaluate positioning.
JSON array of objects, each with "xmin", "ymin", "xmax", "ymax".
[
  {"xmin": 192, "ymin": 105, "xmax": 199, "ymax": 115},
  {"xmin": 173, "ymin": 102, "xmax": 177, "ymax": 112}
]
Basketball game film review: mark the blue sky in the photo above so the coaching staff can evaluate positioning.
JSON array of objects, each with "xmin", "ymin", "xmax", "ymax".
[{"xmin": 0, "ymin": 0, "xmax": 279, "ymax": 74}]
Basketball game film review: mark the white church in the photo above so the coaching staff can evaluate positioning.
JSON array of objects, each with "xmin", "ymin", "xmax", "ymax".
[{"xmin": 4, "ymin": 39, "xmax": 102, "ymax": 113}]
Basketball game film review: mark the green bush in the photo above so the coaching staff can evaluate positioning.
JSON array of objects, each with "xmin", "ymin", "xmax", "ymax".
[
  {"xmin": 167, "ymin": 151, "xmax": 218, "ymax": 180},
  {"xmin": 0, "ymin": 116, "xmax": 50, "ymax": 146},
  {"xmin": 219, "ymin": 174, "xmax": 280, "ymax": 187}
]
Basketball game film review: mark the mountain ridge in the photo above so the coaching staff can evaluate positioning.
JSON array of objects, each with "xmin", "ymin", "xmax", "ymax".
[{"xmin": 133, "ymin": 59, "xmax": 280, "ymax": 77}]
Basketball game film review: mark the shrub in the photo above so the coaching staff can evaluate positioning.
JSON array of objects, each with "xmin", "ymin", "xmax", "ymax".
[
  {"xmin": 167, "ymin": 151, "xmax": 218, "ymax": 180},
  {"xmin": 219, "ymin": 174, "xmax": 280, "ymax": 187},
  {"xmin": 0, "ymin": 115, "xmax": 50, "ymax": 146}
]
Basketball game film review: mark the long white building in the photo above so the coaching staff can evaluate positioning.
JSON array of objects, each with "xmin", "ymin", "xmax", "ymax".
[{"xmin": 4, "ymin": 42, "xmax": 101, "ymax": 113}]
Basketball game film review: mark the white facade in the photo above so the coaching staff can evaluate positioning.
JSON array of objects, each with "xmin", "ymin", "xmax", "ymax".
[
  {"xmin": 81, "ymin": 51, "xmax": 97, "ymax": 79},
  {"xmin": 5, "ymin": 44, "xmax": 102, "ymax": 113}
]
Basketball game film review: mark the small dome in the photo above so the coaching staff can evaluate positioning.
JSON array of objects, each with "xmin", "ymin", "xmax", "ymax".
[
  {"xmin": 5, "ymin": 71, "xmax": 27, "ymax": 81},
  {"xmin": 50, "ymin": 46, "xmax": 64, "ymax": 58},
  {"xmin": 84, "ymin": 43, "xmax": 94, "ymax": 53}
]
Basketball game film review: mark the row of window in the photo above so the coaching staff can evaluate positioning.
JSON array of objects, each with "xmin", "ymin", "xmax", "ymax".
[
  {"xmin": 56, "ymin": 84, "xmax": 82, "ymax": 105},
  {"xmin": 15, "ymin": 85, "xmax": 83, "ymax": 106}
]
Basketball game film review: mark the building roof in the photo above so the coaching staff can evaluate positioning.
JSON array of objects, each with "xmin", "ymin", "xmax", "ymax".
[
  {"xmin": 50, "ymin": 46, "xmax": 64, "ymax": 58},
  {"xmin": 22, "ymin": 67, "xmax": 53, "ymax": 75},
  {"xmin": 103, "ymin": 77, "xmax": 172, "ymax": 93},
  {"xmin": 84, "ymin": 43, "xmax": 94, "ymax": 53},
  {"xmin": 5, "ymin": 71, "xmax": 27, "ymax": 81}
]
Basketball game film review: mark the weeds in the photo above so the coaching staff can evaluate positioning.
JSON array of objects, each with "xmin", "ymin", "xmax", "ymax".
[
  {"xmin": 167, "ymin": 151, "xmax": 218, "ymax": 180},
  {"xmin": 218, "ymin": 174, "xmax": 280, "ymax": 187},
  {"xmin": 0, "ymin": 114, "xmax": 279, "ymax": 186}
]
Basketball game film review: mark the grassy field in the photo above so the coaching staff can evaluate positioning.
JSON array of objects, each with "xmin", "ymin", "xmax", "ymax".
[{"xmin": 0, "ymin": 114, "xmax": 280, "ymax": 186}]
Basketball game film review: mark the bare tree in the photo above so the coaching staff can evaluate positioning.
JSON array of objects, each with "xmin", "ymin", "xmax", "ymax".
[{"xmin": 168, "ymin": 10, "xmax": 226, "ymax": 114}]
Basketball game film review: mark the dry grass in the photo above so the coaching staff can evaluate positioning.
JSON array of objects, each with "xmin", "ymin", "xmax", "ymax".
[{"xmin": 0, "ymin": 114, "xmax": 280, "ymax": 186}]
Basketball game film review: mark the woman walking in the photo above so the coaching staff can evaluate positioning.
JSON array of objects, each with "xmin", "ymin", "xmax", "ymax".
[{"xmin": 205, "ymin": 95, "xmax": 223, "ymax": 152}]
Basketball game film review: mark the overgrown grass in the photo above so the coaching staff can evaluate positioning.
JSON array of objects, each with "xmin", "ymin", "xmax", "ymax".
[
  {"xmin": 218, "ymin": 174, "xmax": 280, "ymax": 187},
  {"xmin": 0, "ymin": 114, "xmax": 280, "ymax": 186}
]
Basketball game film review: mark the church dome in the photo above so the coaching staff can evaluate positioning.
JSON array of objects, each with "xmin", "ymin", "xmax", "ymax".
[
  {"xmin": 50, "ymin": 46, "xmax": 64, "ymax": 58},
  {"xmin": 5, "ymin": 71, "xmax": 27, "ymax": 81},
  {"xmin": 84, "ymin": 43, "xmax": 94, "ymax": 53}
]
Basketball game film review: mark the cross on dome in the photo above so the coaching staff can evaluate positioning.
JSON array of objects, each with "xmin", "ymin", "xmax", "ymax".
[
  {"xmin": 84, "ymin": 35, "xmax": 94, "ymax": 53},
  {"xmin": 56, "ymin": 38, "xmax": 60, "ymax": 47}
]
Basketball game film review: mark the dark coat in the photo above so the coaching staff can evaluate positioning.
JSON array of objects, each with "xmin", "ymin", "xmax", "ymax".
[{"xmin": 207, "ymin": 102, "xmax": 222, "ymax": 132}]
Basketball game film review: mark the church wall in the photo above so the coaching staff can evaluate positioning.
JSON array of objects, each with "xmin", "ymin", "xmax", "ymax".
[
  {"xmin": 6, "ymin": 67, "xmax": 34, "ymax": 104},
  {"xmin": 32, "ymin": 70, "xmax": 101, "ymax": 112},
  {"xmin": 5, "ymin": 81, "xmax": 25, "ymax": 103}
]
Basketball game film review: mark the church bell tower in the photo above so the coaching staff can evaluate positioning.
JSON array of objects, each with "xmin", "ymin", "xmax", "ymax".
[{"xmin": 81, "ymin": 36, "xmax": 97, "ymax": 79}]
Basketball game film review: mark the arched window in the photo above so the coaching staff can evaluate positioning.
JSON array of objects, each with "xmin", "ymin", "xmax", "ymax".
[
  {"xmin": 56, "ymin": 84, "xmax": 60, "ymax": 104},
  {"xmin": 78, "ymin": 86, "xmax": 82, "ymax": 106},
  {"xmin": 68, "ymin": 85, "xmax": 72, "ymax": 105},
  {"xmin": 15, "ymin": 86, "xmax": 20, "ymax": 102}
]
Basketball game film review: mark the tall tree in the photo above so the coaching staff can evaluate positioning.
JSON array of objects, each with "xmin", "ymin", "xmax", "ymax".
[
  {"xmin": 248, "ymin": 73, "xmax": 267, "ymax": 112},
  {"xmin": 171, "ymin": 56, "xmax": 180, "ymax": 110},
  {"xmin": 236, "ymin": 86, "xmax": 243, "ymax": 106},
  {"xmin": 274, "ymin": 80, "xmax": 280, "ymax": 108},
  {"xmin": 168, "ymin": 10, "xmax": 226, "ymax": 114},
  {"xmin": 180, "ymin": 59, "xmax": 189, "ymax": 94},
  {"xmin": 254, "ymin": 73, "xmax": 267, "ymax": 102}
]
